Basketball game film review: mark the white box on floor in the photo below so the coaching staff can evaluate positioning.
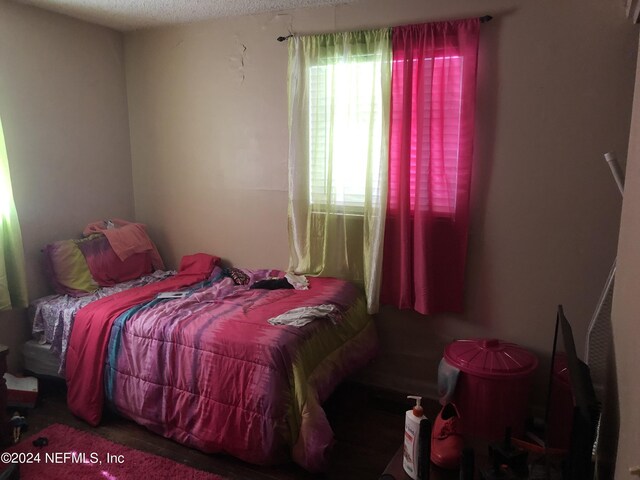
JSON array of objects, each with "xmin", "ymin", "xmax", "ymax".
[{"xmin": 4, "ymin": 373, "xmax": 38, "ymax": 408}]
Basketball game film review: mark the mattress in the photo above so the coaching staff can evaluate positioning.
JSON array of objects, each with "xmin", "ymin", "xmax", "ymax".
[{"xmin": 22, "ymin": 340, "xmax": 62, "ymax": 378}]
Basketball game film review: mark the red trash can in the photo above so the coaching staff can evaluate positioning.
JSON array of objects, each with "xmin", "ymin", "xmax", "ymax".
[{"xmin": 443, "ymin": 338, "xmax": 538, "ymax": 441}]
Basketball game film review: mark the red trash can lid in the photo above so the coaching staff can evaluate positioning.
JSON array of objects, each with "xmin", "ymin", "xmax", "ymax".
[{"xmin": 444, "ymin": 338, "xmax": 539, "ymax": 379}]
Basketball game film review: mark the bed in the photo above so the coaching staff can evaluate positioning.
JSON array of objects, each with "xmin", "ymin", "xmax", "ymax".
[
  {"xmin": 28, "ymin": 251, "xmax": 378, "ymax": 472},
  {"xmin": 29, "ymin": 270, "xmax": 175, "ymax": 377}
]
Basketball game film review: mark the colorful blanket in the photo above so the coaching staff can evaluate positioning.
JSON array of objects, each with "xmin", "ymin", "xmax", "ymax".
[
  {"xmin": 103, "ymin": 271, "xmax": 377, "ymax": 471},
  {"xmin": 31, "ymin": 270, "xmax": 175, "ymax": 375},
  {"xmin": 65, "ymin": 253, "xmax": 219, "ymax": 426}
]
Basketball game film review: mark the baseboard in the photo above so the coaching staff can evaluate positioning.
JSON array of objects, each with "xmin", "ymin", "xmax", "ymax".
[{"xmin": 351, "ymin": 370, "xmax": 439, "ymax": 403}]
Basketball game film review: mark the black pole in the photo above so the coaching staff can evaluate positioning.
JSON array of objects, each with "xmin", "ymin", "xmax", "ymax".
[{"xmin": 276, "ymin": 14, "xmax": 493, "ymax": 41}]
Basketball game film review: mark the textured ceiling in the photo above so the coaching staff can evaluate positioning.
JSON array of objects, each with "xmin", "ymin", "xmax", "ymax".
[{"xmin": 14, "ymin": 0, "xmax": 354, "ymax": 31}]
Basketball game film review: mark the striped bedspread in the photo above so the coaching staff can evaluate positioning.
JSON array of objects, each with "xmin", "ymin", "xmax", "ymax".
[{"xmin": 70, "ymin": 264, "xmax": 378, "ymax": 471}]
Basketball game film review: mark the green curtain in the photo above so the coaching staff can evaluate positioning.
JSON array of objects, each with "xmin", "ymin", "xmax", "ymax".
[
  {"xmin": 287, "ymin": 29, "xmax": 391, "ymax": 313},
  {"xmin": 0, "ymin": 113, "xmax": 28, "ymax": 310}
]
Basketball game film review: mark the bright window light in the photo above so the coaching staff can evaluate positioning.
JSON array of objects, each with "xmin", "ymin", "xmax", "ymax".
[
  {"xmin": 308, "ymin": 57, "xmax": 383, "ymax": 208},
  {"xmin": 0, "ymin": 121, "xmax": 14, "ymax": 220}
]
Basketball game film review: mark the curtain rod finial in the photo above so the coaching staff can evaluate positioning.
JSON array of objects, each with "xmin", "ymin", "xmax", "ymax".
[
  {"xmin": 479, "ymin": 15, "xmax": 493, "ymax": 23},
  {"xmin": 277, "ymin": 34, "xmax": 293, "ymax": 42}
]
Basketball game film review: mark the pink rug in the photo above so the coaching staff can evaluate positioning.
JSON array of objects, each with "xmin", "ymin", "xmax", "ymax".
[{"xmin": 4, "ymin": 424, "xmax": 225, "ymax": 479}]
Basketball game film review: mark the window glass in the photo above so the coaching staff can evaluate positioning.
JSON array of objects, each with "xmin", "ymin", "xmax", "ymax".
[{"xmin": 308, "ymin": 57, "xmax": 384, "ymax": 208}]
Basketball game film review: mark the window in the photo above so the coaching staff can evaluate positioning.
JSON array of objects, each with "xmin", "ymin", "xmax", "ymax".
[
  {"xmin": 307, "ymin": 55, "xmax": 385, "ymax": 209},
  {"xmin": 387, "ymin": 55, "xmax": 464, "ymax": 216},
  {"xmin": 307, "ymin": 53, "xmax": 464, "ymax": 217},
  {"xmin": 0, "ymin": 125, "xmax": 13, "ymax": 220},
  {"xmin": 0, "ymin": 113, "xmax": 28, "ymax": 310}
]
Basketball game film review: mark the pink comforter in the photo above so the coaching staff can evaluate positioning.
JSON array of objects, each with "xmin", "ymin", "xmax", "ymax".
[
  {"xmin": 65, "ymin": 253, "xmax": 218, "ymax": 426},
  {"xmin": 66, "ymin": 262, "xmax": 377, "ymax": 471}
]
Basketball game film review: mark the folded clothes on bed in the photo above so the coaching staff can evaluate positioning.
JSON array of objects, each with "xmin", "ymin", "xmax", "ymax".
[
  {"xmin": 268, "ymin": 304, "xmax": 341, "ymax": 327},
  {"xmin": 285, "ymin": 272, "xmax": 309, "ymax": 290}
]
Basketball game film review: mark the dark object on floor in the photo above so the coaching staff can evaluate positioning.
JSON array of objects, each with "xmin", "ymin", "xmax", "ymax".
[
  {"xmin": 488, "ymin": 428, "xmax": 528, "ymax": 476},
  {"xmin": 417, "ymin": 417, "xmax": 431, "ymax": 480},
  {"xmin": 32, "ymin": 437, "xmax": 48, "ymax": 447},
  {"xmin": 250, "ymin": 278, "xmax": 293, "ymax": 290},
  {"xmin": 479, "ymin": 464, "xmax": 520, "ymax": 480},
  {"xmin": 0, "ymin": 463, "xmax": 19, "ymax": 480},
  {"xmin": 481, "ymin": 429, "xmax": 526, "ymax": 480},
  {"xmin": 460, "ymin": 447, "xmax": 475, "ymax": 480}
]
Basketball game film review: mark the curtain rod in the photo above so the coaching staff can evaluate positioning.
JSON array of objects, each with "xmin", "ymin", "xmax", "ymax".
[{"xmin": 276, "ymin": 15, "xmax": 493, "ymax": 42}]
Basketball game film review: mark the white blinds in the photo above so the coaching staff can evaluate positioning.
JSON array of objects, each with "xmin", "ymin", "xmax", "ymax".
[{"xmin": 308, "ymin": 56, "xmax": 385, "ymax": 209}]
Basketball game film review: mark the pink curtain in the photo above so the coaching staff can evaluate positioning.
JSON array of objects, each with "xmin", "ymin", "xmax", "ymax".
[{"xmin": 380, "ymin": 20, "xmax": 480, "ymax": 315}]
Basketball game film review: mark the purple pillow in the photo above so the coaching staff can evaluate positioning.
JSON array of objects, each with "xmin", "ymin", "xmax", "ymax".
[
  {"xmin": 77, "ymin": 234, "xmax": 153, "ymax": 287},
  {"xmin": 42, "ymin": 240, "xmax": 99, "ymax": 296}
]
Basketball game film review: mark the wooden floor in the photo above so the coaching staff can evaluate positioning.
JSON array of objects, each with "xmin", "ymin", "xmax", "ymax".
[{"xmin": 19, "ymin": 378, "xmax": 450, "ymax": 480}]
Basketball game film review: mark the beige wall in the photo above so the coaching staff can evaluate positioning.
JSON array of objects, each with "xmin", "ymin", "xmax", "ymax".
[
  {"xmin": 611, "ymin": 34, "xmax": 640, "ymax": 480},
  {"xmin": 125, "ymin": 0, "xmax": 637, "ymax": 401},
  {"xmin": 0, "ymin": 1, "xmax": 134, "ymax": 369}
]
